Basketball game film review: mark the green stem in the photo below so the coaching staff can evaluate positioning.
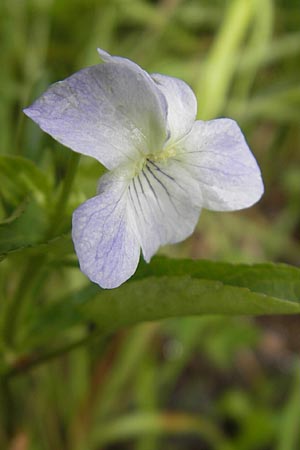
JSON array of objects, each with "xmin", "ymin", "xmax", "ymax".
[
  {"xmin": 7, "ymin": 331, "xmax": 105, "ymax": 378},
  {"xmin": 0, "ymin": 376, "xmax": 15, "ymax": 440},
  {"xmin": 3, "ymin": 256, "xmax": 43, "ymax": 347}
]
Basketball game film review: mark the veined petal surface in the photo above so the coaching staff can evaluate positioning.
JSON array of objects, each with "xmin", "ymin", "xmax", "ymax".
[
  {"xmin": 72, "ymin": 176, "xmax": 140, "ymax": 289},
  {"xmin": 24, "ymin": 62, "xmax": 167, "ymax": 170},
  {"xmin": 180, "ymin": 119, "xmax": 264, "ymax": 211},
  {"xmin": 128, "ymin": 158, "xmax": 202, "ymax": 262},
  {"xmin": 151, "ymin": 74, "xmax": 197, "ymax": 144}
]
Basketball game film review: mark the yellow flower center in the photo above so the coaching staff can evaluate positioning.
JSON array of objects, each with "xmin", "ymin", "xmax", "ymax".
[
  {"xmin": 132, "ymin": 146, "xmax": 177, "ymax": 177},
  {"xmin": 149, "ymin": 145, "xmax": 177, "ymax": 163}
]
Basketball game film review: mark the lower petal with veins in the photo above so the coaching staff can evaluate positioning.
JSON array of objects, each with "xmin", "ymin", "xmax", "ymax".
[
  {"xmin": 128, "ymin": 157, "xmax": 203, "ymax": 262},
  {"xmin": 72, "ymin": 179, "xmax": 140, "ymax": 289}
]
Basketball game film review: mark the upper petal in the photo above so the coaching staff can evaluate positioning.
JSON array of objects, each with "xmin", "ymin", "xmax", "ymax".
[
  {"xmin": 97, "ymin": 47, "xmax": 150, "ymax": 75},
  {"xmin": 72, "ymin": 175, "xmax": 140, "ymax": 289},
  {"xmin": 179, "ymin": 119, "xmax": 264, "ymax": 211},
  {"xmin": 127, "ymin": 157, "xmax": 202, "ymax": 262},
  {"xmin": 151, "ymin": 74, "xmax": 197, "ymax": 144},
  {"xmin": 24, "ymin": 58, "xmax": 168, "ymax": 170}
]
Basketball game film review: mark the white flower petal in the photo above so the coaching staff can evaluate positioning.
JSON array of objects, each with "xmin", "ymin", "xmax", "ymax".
[
  {"xmin": 72, "ymin": 176, "xmax": 140, "ymax": 289},
  {"xmin": 128, "ymin": 158, "xmax": 202, "ymax": 262},
  {"xmin": 97, "ymin": 47, "xmax": 170, "ymax": 143},
  {"xmin": 97, "ymin": 47, "xmax": 147, "ymax": 73},
  {"xmin": 151, "ymin": 74, "xmax": 197, "ymax": 143},
  {"xmin": 180, "ymin": 119, "xmax": 264, "ymax": 211},
  {"xmin": 97, "ymin": 48, "xmax": 114, "ymax": 62},
  {"xmin": 24, "ymin": 60, "xmax": 167, "ymax": 170}
]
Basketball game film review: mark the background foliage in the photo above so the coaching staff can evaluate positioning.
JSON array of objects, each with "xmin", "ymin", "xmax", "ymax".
[{"xmin": 0, "ymin": 0, "xmax": 300, "ymax": 449}]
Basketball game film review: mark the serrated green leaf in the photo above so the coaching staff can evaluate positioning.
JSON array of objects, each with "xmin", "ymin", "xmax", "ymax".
[
  {"xmin": 0, "ymin": 233, "xmax": 74, "ymax": 263},
  {"xmin": 24, "ymin": 258, "xmax": 300, "ymax": 349},
  {"xmin": 133, "ymin": 258, "xmax": 300, "ymax": 302}
]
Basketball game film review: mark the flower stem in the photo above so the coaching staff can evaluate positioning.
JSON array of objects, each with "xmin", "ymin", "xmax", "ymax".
[{"xmin": 46, "ymin": 152, "xmax": 81, "ymax": 238}]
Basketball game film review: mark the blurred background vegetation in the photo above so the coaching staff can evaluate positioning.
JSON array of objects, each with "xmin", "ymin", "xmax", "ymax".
[{"xmin": 0, "ymin": 0, "xmax": 300, "ymax": 449}]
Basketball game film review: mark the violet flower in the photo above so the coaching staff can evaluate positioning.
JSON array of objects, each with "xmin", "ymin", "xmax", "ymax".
[{"xmin": 24, "ymin": 49, "xmax": 264, "ymax": 288}]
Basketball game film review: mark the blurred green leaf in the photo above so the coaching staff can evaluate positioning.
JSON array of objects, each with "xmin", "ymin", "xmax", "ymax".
[
  {"xmin": 0, "ymin": 199, "xmax": 48, "ymax": 254},
  {"xmin": 0, "ymin": 198, "xmax": 28, "ymax": 225},
  {"xmin": 0, "ymin": 155, "xmax": 52, "ymax": 253},
  {"xmin": 92, "ymin": 411, "xmax": 227, "ymax": 448},
  {"xmin": 197, "ymin": 0, "xmax": 257, "ymax": 119},
  {"xmin": 0, "ymin": 156, "xmax": 75, "ymax": 256},
  {"xmin": 277, "ymin": 362, "xmax": 300, "ymax": 450},
  {"xmin": 0, "ymin": 155, "xmax": 51, "ymax": 209}
]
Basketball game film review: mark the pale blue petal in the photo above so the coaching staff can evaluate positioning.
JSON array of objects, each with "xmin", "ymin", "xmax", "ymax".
[
  {"xmin": 128, "ymin": 158, "xmax": 202, "ymax": 262},
  {"xmin": 72, "ymin": 176, "xmax": 140, "ymax": 289},
  {"xmin": 180, "ymin": 119, "xmax": 264, "ymax": 211},
  {"xmin": 24, "ymin": 60, "xmax": 167, "ymax": 170},
  {"xmin": 151, "ymin": 74, "xmax": 197, "ymax": 143}
]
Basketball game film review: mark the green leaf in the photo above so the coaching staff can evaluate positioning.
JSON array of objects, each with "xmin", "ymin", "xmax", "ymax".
[
  {"xmin": 24, "ymin": 258, "xmax": 300, "ymax": 349},
  {"xmin": 0, "ymin": 199, "xmax": 48, "ymax": 254},
  {"xmin": 0, "ymin": 198, "xmax": 28, "ymax": 225},
  {"xmin": 0, "ymin": 155, "xmax": 51, "ymax": 209},
  {"xmin": 91, "ymin": 412, "xmax": 227, "ymax": 448},
  {"xmin": 0, "ymin": 233, "xmax": 74, "ymax": 262},
  {"xmin": 0, "ymin": 156, "xmax": 53, "ymax": 254},
  {"xmin": 134, "ymin": 258, "xmax": 300, "ymax": 303}
]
